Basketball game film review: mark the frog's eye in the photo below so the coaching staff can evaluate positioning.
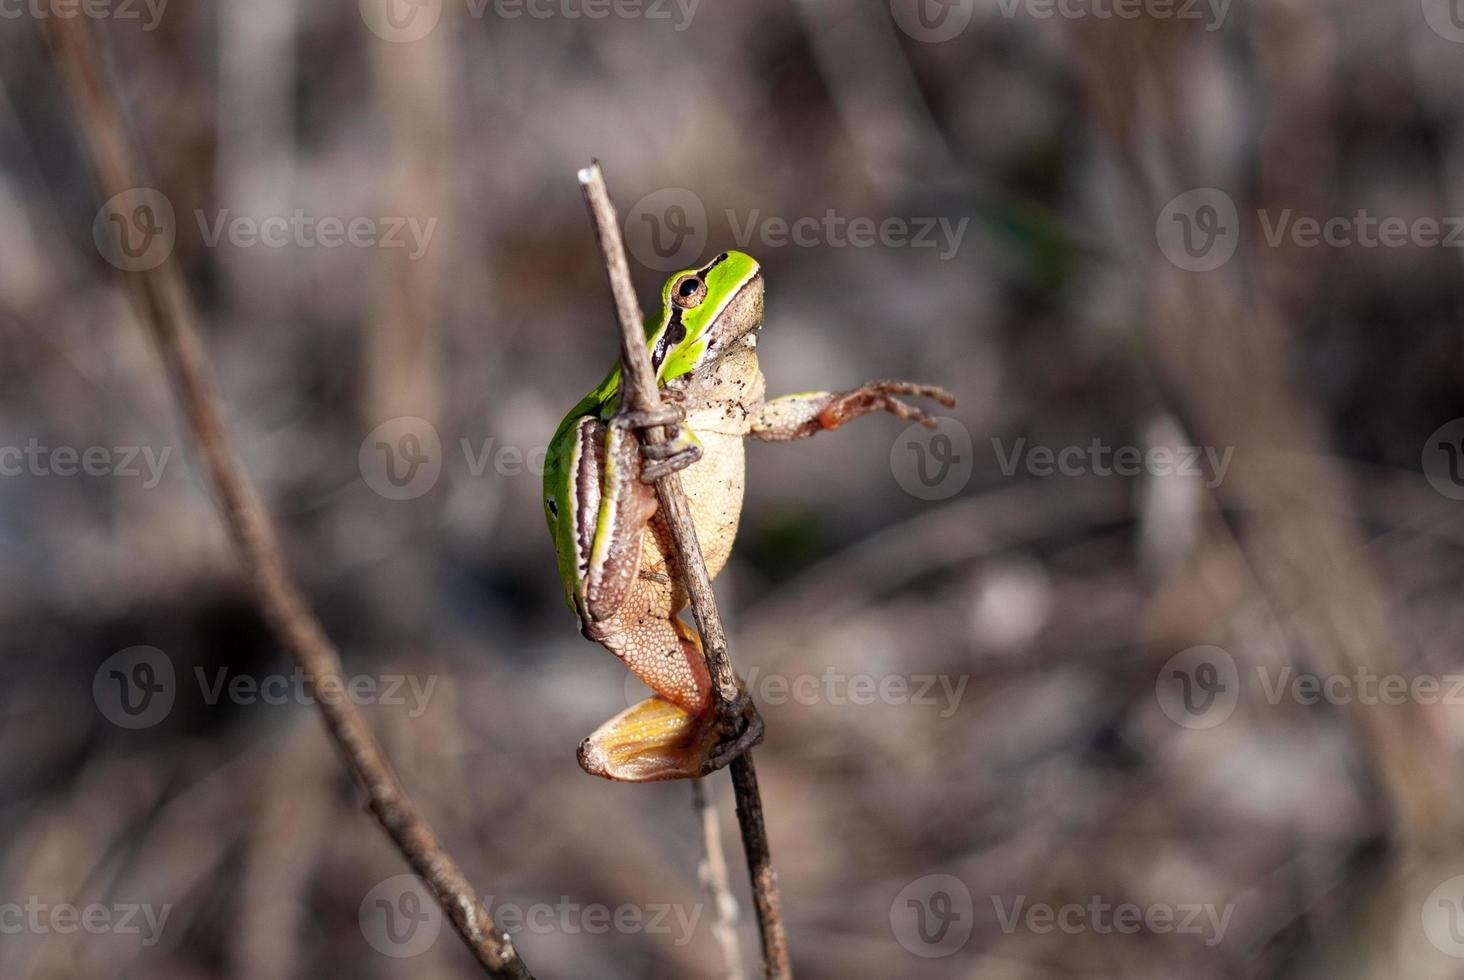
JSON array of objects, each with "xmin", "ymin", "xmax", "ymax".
[
  {"xmin": 671, "ymin": 274, "xmax": 707, "ymax": 309},
  {"xmin": 546, "ymin": 498, "xmax": 558, "ymax": 520}
]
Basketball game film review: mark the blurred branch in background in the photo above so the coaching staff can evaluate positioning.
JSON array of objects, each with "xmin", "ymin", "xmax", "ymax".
[
  {"xmin": 1073, "ymin": 12, "xmax": 1464, "ymax": 978},
  {"xmin": 693, "ymin": 779, "xmax": 746, "ymax": 980},
  {"xmin": 39, "ymin": 11, "xmax": 532, "ymax": 979}
]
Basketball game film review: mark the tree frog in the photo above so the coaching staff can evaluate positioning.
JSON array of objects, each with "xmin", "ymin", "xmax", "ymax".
[{"xmin": 545, "ymin": 250, "xmax": 954, "ymax": 781}]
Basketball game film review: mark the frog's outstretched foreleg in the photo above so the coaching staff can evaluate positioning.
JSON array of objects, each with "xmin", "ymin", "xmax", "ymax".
[{"xmin": 749, "ymin": 381, "xmax": 956, "ymax": 441}]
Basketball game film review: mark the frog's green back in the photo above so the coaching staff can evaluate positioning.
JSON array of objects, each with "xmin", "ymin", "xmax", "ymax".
[{"xmin": 543, "ymin": 249, "xmax": 763, "ymax": 612}]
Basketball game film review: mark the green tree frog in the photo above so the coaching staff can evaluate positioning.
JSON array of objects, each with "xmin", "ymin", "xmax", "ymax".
[{"xmin": 545, "ymin": 250, "xmax": 954, "ymax": 781}]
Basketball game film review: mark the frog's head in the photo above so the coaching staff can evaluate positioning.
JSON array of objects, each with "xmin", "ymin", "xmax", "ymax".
[{"xmin": 648, "ymin": 250, "xmax": 763, "ymax": 384}]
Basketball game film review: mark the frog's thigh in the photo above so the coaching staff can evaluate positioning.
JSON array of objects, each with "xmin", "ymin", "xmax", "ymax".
[{"xmin": 585, "ymin": 579, "xmax": 711, "ymax": 714}]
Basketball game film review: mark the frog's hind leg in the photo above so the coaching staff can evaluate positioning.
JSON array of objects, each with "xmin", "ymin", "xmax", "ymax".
[{"xmin": 580, "ymin": 613, "xmax": 718, "ymax": 781}]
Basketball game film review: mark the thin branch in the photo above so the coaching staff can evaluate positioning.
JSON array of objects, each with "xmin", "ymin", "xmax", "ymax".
[
  {"xmin": 41, "ymin": 14, "xmax": 532, "ymax": 979},
  {"xmin": 692, "ymin": 780, "xmax": 745, "ymax": 980},
  {"xmin": 577, "ymin": 161, "xmax": 793, "ymax": 980}
]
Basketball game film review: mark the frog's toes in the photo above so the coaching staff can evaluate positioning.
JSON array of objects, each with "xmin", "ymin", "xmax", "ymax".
[{"xmin": 638, "ymin": 430, "xmax": 702, "ymax": 483}]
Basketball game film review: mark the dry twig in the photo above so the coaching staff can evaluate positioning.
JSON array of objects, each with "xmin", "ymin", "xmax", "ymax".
[
  {"xmin": 577, "ymin": 161, "xmax": 793, "ymax": 979},
  {"xmin": 693, "ymin": 779, "xmax": 746, "ymax": 980},
  {"xmin": 41, "ymin": 13, "xmax": 532, "ymax": 979}
]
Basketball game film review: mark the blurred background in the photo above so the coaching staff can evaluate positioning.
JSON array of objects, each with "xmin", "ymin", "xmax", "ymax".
[{"xmin": 4, "ymin": 0, "xmax": 1464, "ymax": 976}]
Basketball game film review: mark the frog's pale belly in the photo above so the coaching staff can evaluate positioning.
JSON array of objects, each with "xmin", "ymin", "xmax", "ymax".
[
  {"xmin": 639, "ymin": 429, "xmax": 745, "ymax": 612},
  {"xmin": 634, "ymin": 355, "xmax": 762, "ymax": 616}
]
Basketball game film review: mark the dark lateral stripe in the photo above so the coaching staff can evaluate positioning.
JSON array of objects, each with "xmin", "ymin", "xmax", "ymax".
[
  {"xmin": 651, "ymin": 308, "xmax": 684, "ymax": 371},
  {"xmin": 699, "ymin": 252, "xmax": 731, "ymax": 277}
]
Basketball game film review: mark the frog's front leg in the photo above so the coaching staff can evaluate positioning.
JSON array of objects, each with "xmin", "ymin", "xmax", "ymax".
[
  {"xmin": 749, "ymin": 380, "xmax": 956, "ymax": 441},
  {"xmin": 620, "ymin": 399, "xmax": 704, "ymax": 484}
]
